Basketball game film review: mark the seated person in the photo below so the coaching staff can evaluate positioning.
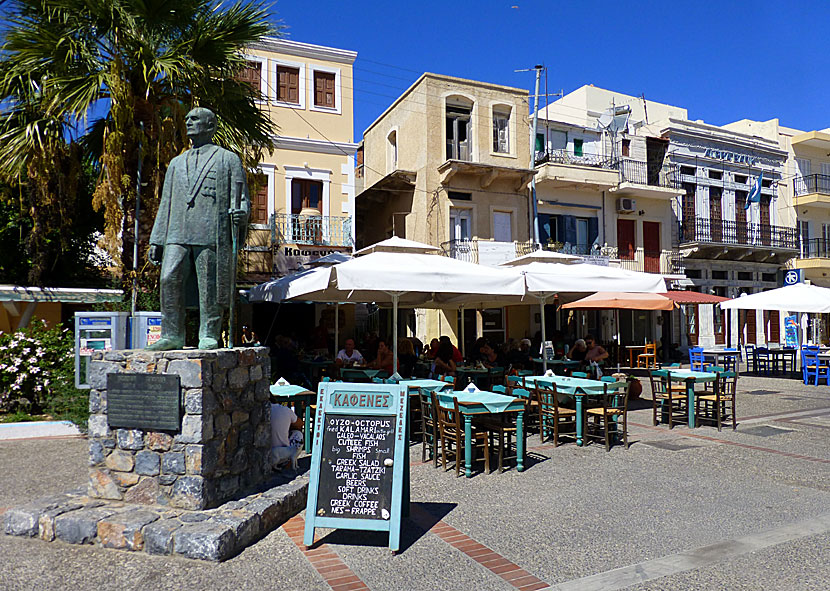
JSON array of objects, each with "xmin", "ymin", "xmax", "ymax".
[
  {"xmin": 438, "ymin": 335, "xmax": 464, "ymax": 364},
  {"xmin": 270, "ymin": 402, "xmax": 304, "ymax": 471},
  {"xmin": 551, "ymin": 330, "xmax": 569, "ymax": 358},
  {"xmin": 335, "ymin": 338, "xmax": 364, "ymax": 367},
  {"xmin": 397, "ymin": 338, "xmax": 418, "ymax": 378},
  {"xmin": 425, "ymin": 338, "xmax": 440, "ymax": 359},
  {"xmin": 568, "ymin": 339, "xmax": 588, "ymax": 362},
  {"xmin": 368, "ymin": 339, "xmax": 394, "ymax": 373},
  {"xmin": 432, "ymin": 339, "xmax": 457, "ymax": 377},
  {"xmin": 507, "ymin": 339, "xmax": 532, "ymax": 370},
  {"xmin": 584, "ymin": 334, "xmax": 609, "ymax": 365},
  {"xmin": 479, "ymin": 341, "xmax": 506, "ymax": 368}
]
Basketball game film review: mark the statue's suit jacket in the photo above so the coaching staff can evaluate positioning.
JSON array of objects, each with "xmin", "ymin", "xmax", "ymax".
[{"xmin": 150, "ymin": 144, "xmax": 250, "ymax": 308}]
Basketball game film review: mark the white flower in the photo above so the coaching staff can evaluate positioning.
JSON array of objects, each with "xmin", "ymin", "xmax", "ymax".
[
  {"xmin": 31, "ymin": 367, "xmax": 40, "ymax": 374},
  {"xmin": 21, "ymin": 348, "xmax": 30, "ymax": 355}
]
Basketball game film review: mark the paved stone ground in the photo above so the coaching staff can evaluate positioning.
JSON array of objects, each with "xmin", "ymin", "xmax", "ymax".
[{"xmin": 2, "ymin": 373, "xmax": 830, "ymax": 590}]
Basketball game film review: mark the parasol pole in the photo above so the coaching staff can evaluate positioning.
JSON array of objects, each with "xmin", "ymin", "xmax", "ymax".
[
  {"xmin": 459, "ymin": 304, "xmax": 465, "ymax": 359},
  {"xmin": 335, "ymin": 303, "xmax": 339, "ymax": 355},
  {"xmin": 539, "ymin": 295, "xmax": 548, "ymax": 372},
  {"xmin": 228, "ymin": 180, "xmax": 242, "ymax": 348}
]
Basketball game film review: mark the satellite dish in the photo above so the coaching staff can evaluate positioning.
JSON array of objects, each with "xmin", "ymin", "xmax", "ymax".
[{"xmin": 597, "ymin": 105, "xmax": 631, "ymax": 133}]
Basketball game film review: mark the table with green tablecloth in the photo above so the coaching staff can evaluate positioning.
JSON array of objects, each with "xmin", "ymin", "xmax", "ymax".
[
  {"xmin": 340, "ymin": 367, "xmax": 387, "ymax": 382},
  {"xmin": 269, "ymin": 383, "xmax": 316, "ymax": 453},
  {"xmin": 437, "ymin": 390, "xmax": 526, "ymax": 477},
  {"xmin": 651, "ymin": 369, "xmax": 716, "ymax": 428},
  {"xmin": 299, "ymin": 358, "xmax": 333, "ymax": 387},
  {"xmin": 524, "ymin": 375, "xmax": 625, "ymax": 446},
  {"xmin": 531, "ymin": 358, "xmax": 581, "ymax": 375}
]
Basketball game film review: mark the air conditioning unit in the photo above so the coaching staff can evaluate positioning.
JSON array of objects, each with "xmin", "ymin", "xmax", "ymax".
[{"xmin": 617, "ymin": 198, "xmax": 636, "ymax": 213}]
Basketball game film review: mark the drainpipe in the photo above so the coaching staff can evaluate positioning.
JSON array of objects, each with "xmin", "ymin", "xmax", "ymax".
[{"xmin": 529, "ymin": 66, "xmax": 542, "ymax": 244}]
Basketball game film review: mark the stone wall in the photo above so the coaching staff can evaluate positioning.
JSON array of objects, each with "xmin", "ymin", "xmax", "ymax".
[{"xmin": 86, "ymin": 347, "xmax": 271, "ymax": 510}]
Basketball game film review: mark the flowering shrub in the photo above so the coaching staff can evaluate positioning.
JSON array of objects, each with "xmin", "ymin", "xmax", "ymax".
[{"xmin": 0, "ymin": 320, "xmax": 83, "ymax": 425}]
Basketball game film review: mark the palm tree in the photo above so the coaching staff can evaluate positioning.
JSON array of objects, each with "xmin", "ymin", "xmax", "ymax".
[{"xmin": 0, "ymin": 0, "xmax": 279, "ymax": 280}]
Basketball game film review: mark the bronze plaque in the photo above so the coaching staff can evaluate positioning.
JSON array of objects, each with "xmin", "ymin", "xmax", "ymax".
[{"xmin": 107, "ymin": 373, "xmax": 181, "ymax": 431}]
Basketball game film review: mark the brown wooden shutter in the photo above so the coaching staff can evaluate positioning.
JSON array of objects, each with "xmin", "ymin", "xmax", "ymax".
[
  {"xmin": 238, "ymin": 61, "xmax": 260, "ymax": 88},
  {"xmin": 251, "ymin": 175, "xmax": 268, "ymax": 224},
  {"xmin": 767, "ymin": 310, "xmax": 780, "ymax": 343},
  {"xmin": 314, "ymin": 71, "xmax": 335, "ymax": 107},
  {"xmin": 277, "ymin": 66, "xmax": 300, "ymax": 103},
  {"xmin": 617, "ymin": 218, "xmax": 635, "ymax": 259}
]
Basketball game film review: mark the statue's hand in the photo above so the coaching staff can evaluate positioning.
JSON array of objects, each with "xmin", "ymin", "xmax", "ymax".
[
  {"xmin": 229, "ymin": 208, "xmax": 247, "ymax": 226},
  {"xmin": 148, "ymin": 244, "xmax": 163, "ymax": 266}
]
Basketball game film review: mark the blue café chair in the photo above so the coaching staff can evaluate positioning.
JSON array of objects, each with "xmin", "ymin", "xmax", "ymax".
[
  {"xmin": 743, "ymin": 344, "xmax": 756, "ymax": 372},
  {"xmin": 492, "ymin": 384, "xmax": 507, "ymax": 394},
  {"xmin": 802, "ymin": 347, "xmax": 829, "ymax": 386},
  {"xmin": 572, "ymin": 371, "xmax": 589, "ymax": 379},
  {"xmin": 722, "ymin": 348, "xmax": 739, "ymax": 372},
  {"xmin": 689, "ymin": 347, "xmax": 706, "ymax": 371},
  {"xmin": 754, "ymin": 347, "xmax": 771, "ymax": 375}
]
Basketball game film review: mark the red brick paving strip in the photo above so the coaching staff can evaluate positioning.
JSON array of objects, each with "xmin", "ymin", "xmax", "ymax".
[
  {"xmin": 410, "ymin": 505, "xmax": 548, "ymax": 590},
  {"xmin": 281, "ymin": 515, "xmax": 371, "ymax": 591}
]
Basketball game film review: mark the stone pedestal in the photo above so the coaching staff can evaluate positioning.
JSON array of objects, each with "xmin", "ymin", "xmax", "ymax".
[{"xmin": 86, "ymin": 347, "xmax": 272, "ymax": 510}]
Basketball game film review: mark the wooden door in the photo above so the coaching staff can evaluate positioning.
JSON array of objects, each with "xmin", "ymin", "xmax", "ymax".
[
  {"xmin": 714, "ymin": 306, "xmax": 725, "ymax": 345},
  {"xmin": 745, "ymin": 310, "xmax": 757, "ymax": 344},
  {"xmin": 735, "ymin": 191, "xmax": 747, "ymax": 243},
  {"xmin": 766, "ymin": 310, "xmax": 780, "ymax": 343},
  {"xmin": 686, "ymin": 304, "xmax": 698, "ymax": 346},
  {"xmin": 643, "ymin": 221, "xmax": 660, "ymax": 273},
  {"xmin": 617, "ymin": 218, "xmax": 635, "ymax": 260},
  {"xmin": 682, "ymin": 183, "xmax": 696, "ymax": 241},
  {"xmin": 710, "ymin": 187, "xmax": 723, "ymax": 242},
  {"xmin": 760, "ymin": 196, "xmax": 771, "ymax": 245}
]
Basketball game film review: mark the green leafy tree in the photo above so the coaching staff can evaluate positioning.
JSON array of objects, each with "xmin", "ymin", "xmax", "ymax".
[{"xmin": 0, "ymin": 0, "xmax": 279, "ymax": 288}]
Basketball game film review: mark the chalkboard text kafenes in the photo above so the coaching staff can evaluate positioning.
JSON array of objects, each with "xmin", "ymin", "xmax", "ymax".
[{"xmin": 303, "ymin": 382, "xmax": 408, "ymax": 553}]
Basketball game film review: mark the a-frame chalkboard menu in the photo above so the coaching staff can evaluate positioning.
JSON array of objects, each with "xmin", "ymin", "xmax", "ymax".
[{"xmin": 303, "ymin": 382, "xmax": 409, "ymax": 553}]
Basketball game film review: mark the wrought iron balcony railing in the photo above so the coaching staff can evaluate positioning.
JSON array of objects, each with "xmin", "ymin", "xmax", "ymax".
[
  {"xmin": 535, "ymin": 149, "xmax": 618, "ymax": 169},
  {"xmin": 618, "ymin": 159, "xmax": 681, "ymax": 189},
  {"xmin": 680, "ymin": 217, "xmax": 798, "ymax": 249},
  {"xmin": 271, "ymin": 213, "xmax": 352, "ymax": 247},
  {"xmin": 612, "ymin": 247, "xmax": 684, "ymax": 275},
  {"xmin": 794, "ymin": 174, "xmax": 830, "ymax": 197},
  {"xmin": 802, "ymin": 237, "xmax": 830, "ymax": 258}
]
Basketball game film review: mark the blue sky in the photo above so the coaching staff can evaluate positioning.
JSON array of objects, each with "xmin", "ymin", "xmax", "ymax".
[{"xmin": 274, "ymin": 0, "xmax": 829, "ymax": 140}]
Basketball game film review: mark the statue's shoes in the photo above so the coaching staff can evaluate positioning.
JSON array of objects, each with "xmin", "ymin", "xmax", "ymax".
[
  {"xmin": 198, "ymin": 337, "xmax": 221, "ymax": 350},
  {"xmin": 146, "ymin": 338, "xmax": 184, "ymax": 351}
]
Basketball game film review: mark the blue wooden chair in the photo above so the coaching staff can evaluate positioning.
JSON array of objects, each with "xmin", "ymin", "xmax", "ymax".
[
  {"xmin": 722, "ymin": 348, "xmax": 739, "ymax": 372},
  {"xmin": 754, "ymin": 347, "xmax": 771, "ymax": 375},
  {"xmin": 802, "ymin": 347, "xmax": 829, "ymax": 385},
  {"xmin": 689, "ymin": 347, "xmax": 706, "ymax": 371},
  {"xmin": 572, "ymin": 371, "xmax": 589, "ymax": 379},
  {"xmin": 492, "ymin": 384, "xmax": 507, "ymax": 394},
  {"xmin": 743, "ymin": 344, "xmax": 756, "ymax": 372}
]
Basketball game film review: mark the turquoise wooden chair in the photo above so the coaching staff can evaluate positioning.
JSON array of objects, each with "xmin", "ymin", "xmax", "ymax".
[{"xmin": 572, "ymin": 371, "xmax": 589, "ymax": 379}]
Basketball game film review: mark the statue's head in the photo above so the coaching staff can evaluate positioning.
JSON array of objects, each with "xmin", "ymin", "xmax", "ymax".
[{"xmin": 185, "ymin": 107, "xmax": 217, "ymax": 145}]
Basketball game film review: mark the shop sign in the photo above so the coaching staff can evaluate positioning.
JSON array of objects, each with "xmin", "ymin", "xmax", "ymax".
[
  {"xmin": 704, "ymin": 148, "xmax": 758, "ymax": 166},
  {"xmin": 274, "ymin": 244, "xmax": 351, "ymax": 277}
]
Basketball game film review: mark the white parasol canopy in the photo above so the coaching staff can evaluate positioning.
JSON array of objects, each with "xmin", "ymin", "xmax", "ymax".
[
  {"xmin": 353, "ymin": 236, "xmax": 441, "ymax": 256},
  {"xmin": 500, "ymin": 250, "xmax": 581, "ymax": 266},
  {"xmin": 248, "ymin": 250, "xmax": 526, "ymax": 372},
  {"xmin": 719, "ymin": 283, "xmax": 830, "ymax": 313}
]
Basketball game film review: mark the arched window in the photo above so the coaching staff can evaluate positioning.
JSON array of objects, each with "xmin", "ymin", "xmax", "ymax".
[
  {"xmin": 446, "ymin": 95, "xmax": 473, "ymax": 161},
  {"xmin": 492, "ymin": 104, "xmax": 511, "ymax": 154}
]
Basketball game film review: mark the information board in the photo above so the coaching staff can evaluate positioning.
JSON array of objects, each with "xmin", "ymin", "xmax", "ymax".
[
  {"xmin": 304, "ymin": 382, "xmax": 408, "ymax": 553},
  {"xmin": 107, "ymin": 373, "xmax": 181, "ymax": 431}
]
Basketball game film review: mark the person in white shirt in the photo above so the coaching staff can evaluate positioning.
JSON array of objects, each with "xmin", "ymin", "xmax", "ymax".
[
  {"xmin": 335, "ymin": 338, "xmax": 364, "ymax": 367},
  {"xmin": 270, "ymin": 403, "xmax": 303, "ymax": 470}
]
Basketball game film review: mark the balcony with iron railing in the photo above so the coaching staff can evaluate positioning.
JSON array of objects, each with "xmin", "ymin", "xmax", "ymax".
[
  {"xmin": 271, "ymin": 212, "xmax": 353, "ymax": 247},
  {"xmin": 793, "ymin": 174, "xmax": 830, "ymax": 208},
  {"xmin": 617, "ymin": 159, "xmax": 682, "ymax": 189},
  {"xmin": 680, "ymin": 218, "xmax": 798, "ymax": 251},
  {"xmin": 534, "ymin": 149, "xmax": 619, "ymax": 190},
  {"xmin": 793, "ymin": 237, "xmax": 830, "ymax": 272},
  {"xmin": 612, "ymin": 247, "xmax": 684, "ymax": 275}
]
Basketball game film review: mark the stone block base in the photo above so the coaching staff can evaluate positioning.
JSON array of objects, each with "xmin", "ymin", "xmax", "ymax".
[
  {"xmin": 3, "ymin": 473, "xmax": 308, "ymax": 562},
  {"xmin": 86, "ymin": 347, "xmax": 272, "ymax": 510}
]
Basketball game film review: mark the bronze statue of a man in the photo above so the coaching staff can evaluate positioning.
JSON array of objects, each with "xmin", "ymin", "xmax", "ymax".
[{"xmin": 147, "ymin": 107, "xmax": 249, "ymax": 350}]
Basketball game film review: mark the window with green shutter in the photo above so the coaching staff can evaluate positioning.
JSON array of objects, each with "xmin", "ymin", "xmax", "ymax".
[{"xmin": 573, "ymin": 138, "xmax": 583, "ymax": 157}]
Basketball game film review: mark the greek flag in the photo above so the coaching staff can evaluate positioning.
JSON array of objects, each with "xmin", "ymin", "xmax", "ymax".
[{"xmin": 744, "ymin": 172, "xmax": 763, "ymax": 210}]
